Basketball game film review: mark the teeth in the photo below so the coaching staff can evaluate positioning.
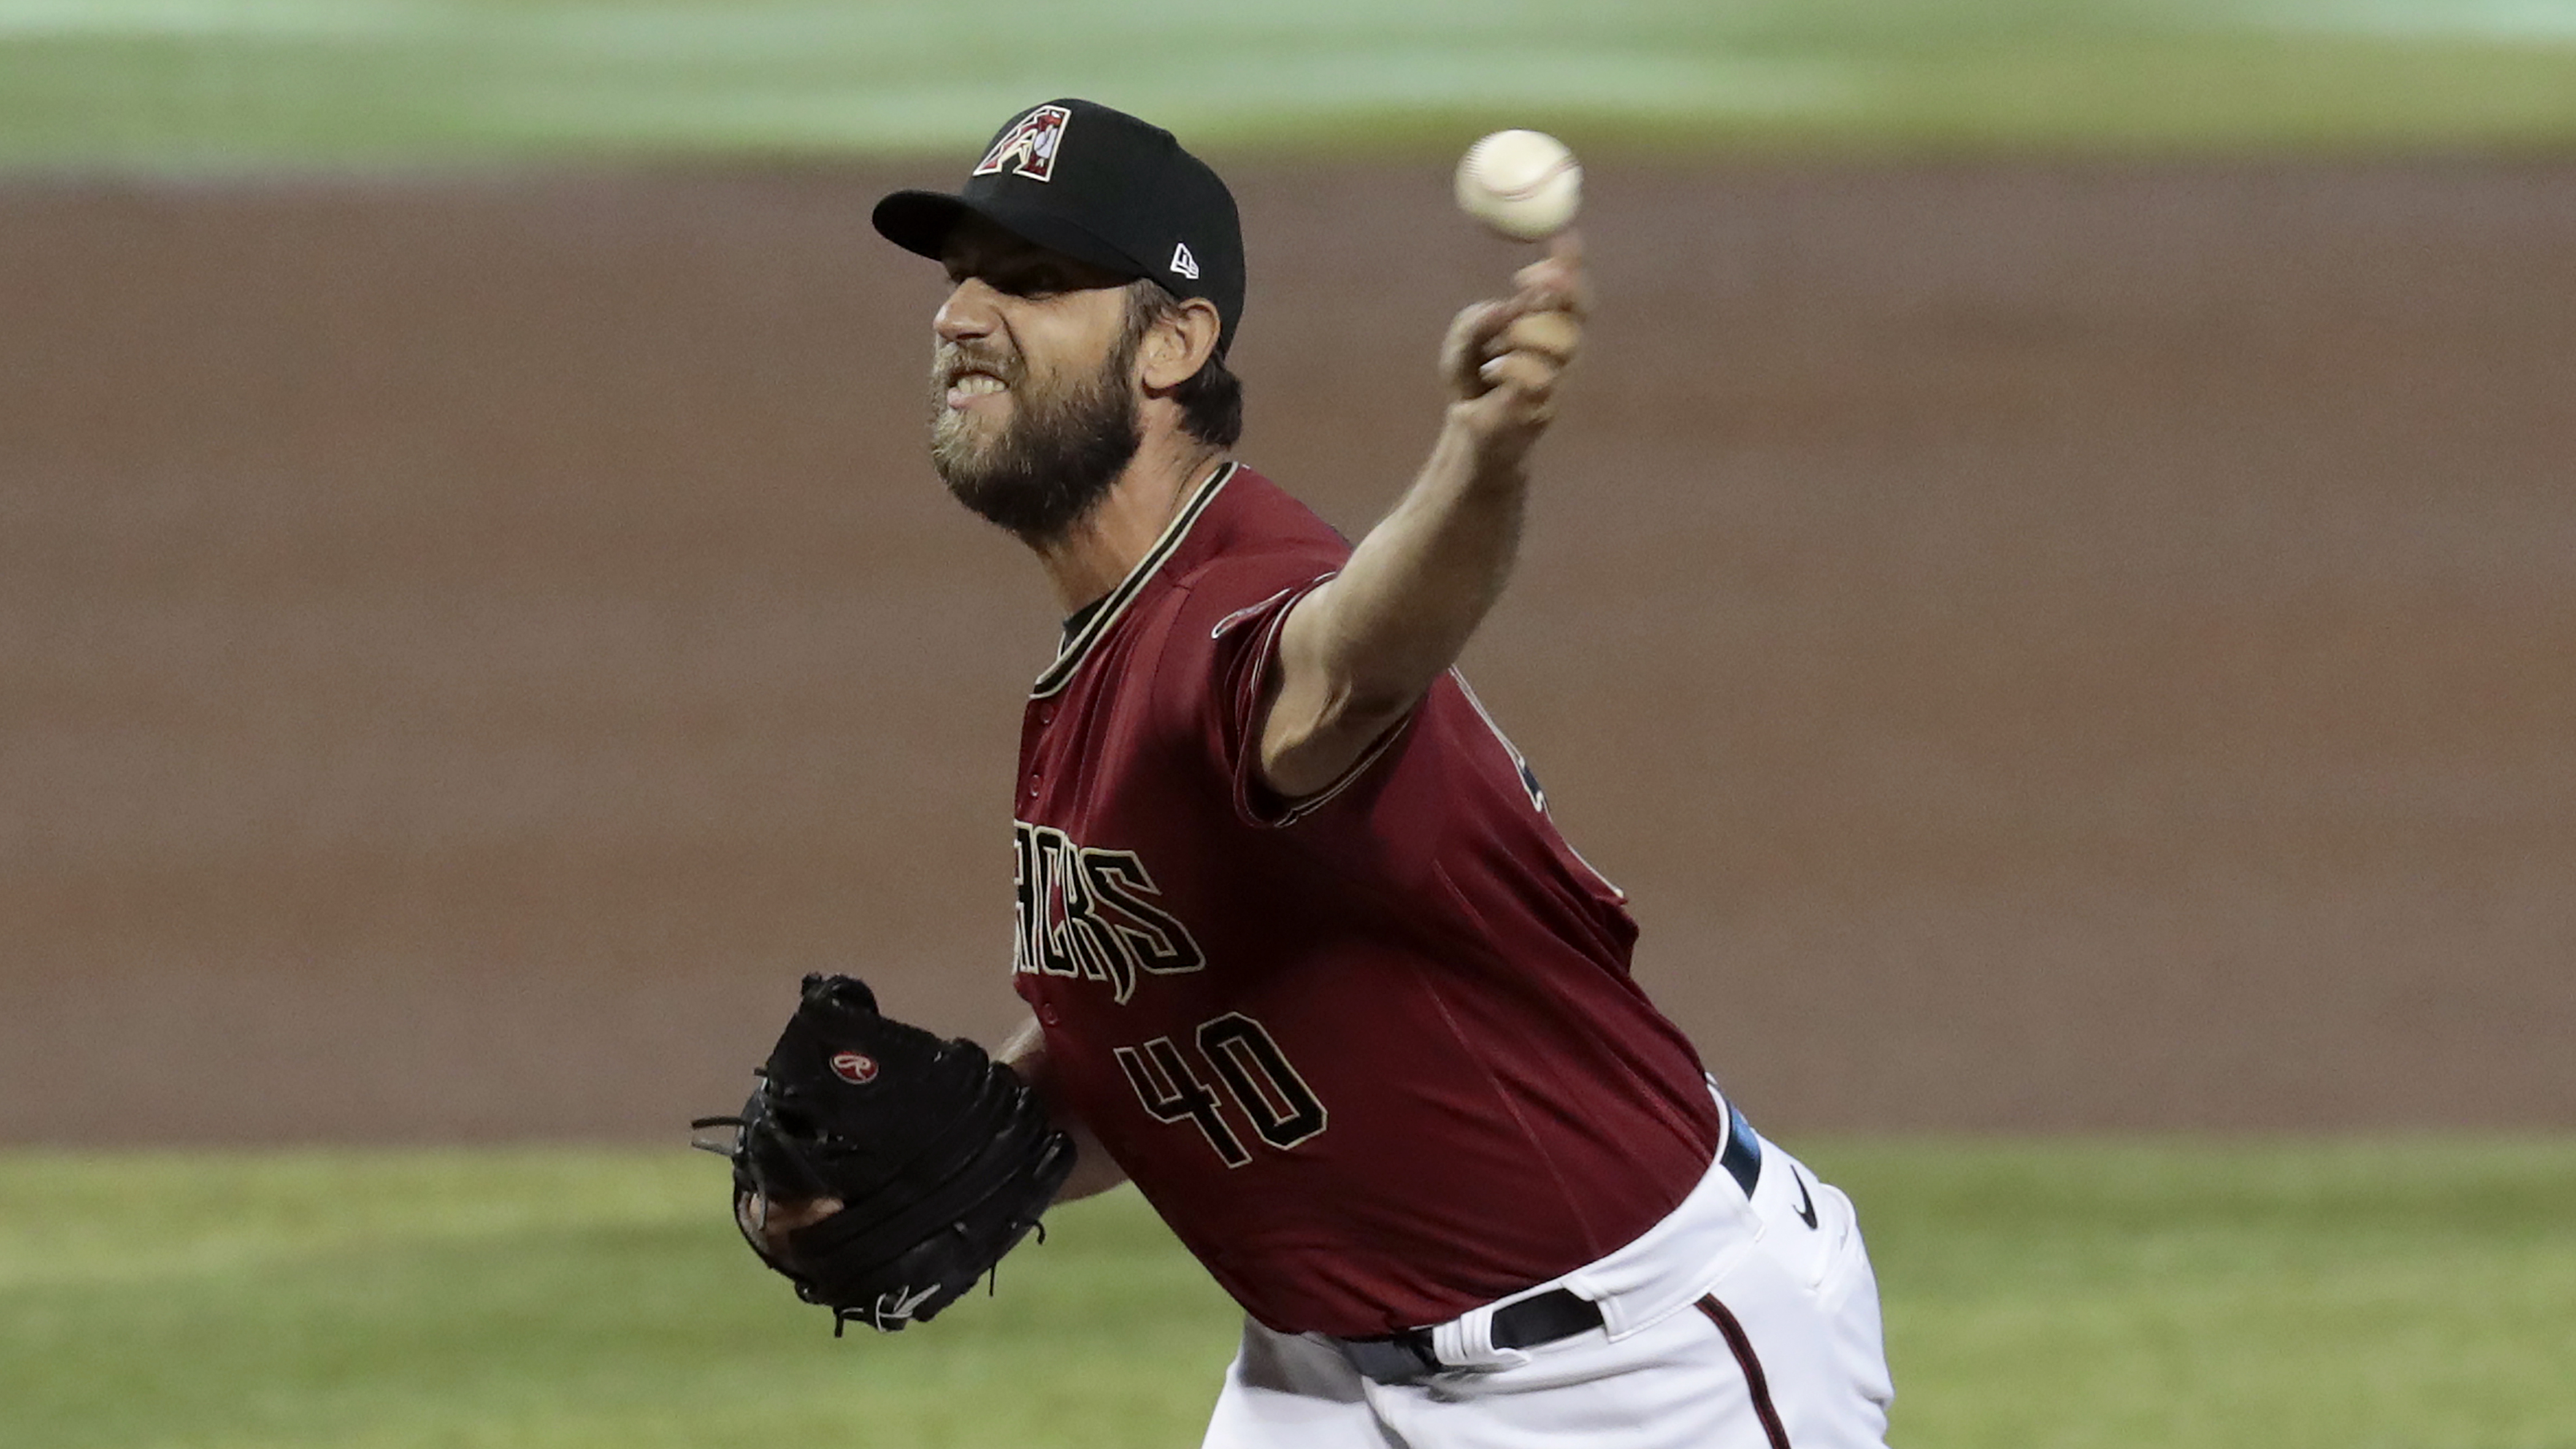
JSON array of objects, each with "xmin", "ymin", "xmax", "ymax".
[{"xmin": 953, "ymin": 374, "xmax": 1006, "ymax": 395}]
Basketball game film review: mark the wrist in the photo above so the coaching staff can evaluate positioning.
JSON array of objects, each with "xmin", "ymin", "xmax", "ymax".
[{"xmin": 1445, "ymin": 401, "xmax": 1539, "ymax": 477}]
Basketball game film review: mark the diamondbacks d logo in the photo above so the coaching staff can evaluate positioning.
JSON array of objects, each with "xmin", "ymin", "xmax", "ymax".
[
  {"xmin": 828, "ymin": 1051, "xmax": 880, "ymax": 1085},
  {"xmin": 973, "ymin": 105, "xmax": 1071, "ymax": 182}
]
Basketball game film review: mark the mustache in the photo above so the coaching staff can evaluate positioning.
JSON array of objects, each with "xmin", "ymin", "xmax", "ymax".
[{"xmin": 933, "ymin": 342, "xmax": 1022, "ymax": 388}]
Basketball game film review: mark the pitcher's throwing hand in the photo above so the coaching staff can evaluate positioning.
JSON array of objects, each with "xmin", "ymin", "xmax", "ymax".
[{"xmin": 1444, "ymin": 233, "xmax": 1588, "ymax": 452}]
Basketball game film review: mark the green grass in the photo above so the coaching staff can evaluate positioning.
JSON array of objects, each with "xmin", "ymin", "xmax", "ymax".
[
  {"xmin": 0, "ymin": 1151, "xmax": 1244, "ymax": 1448},
  {"xmin": 4, "ymin": 0, "xmax": 2576, "ymax": 171},
  {"xmin": 1825, "ymin": 1140, "xmax": 2576, "ymax": 1449},
  {"xmin": 4, "ymin": 1142, "xmax": 2573, "ymax": 1448}
]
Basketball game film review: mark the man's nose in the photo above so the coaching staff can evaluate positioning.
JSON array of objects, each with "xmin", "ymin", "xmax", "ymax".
[{"xmin": 935, "ymin": 278, "xmax": 1000, "ymax": 344}]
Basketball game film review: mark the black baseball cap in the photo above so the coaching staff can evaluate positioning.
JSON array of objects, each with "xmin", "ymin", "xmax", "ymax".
[{"xmin": 873, "ymin": 99, "xmax": 1245, "ymax": 356}]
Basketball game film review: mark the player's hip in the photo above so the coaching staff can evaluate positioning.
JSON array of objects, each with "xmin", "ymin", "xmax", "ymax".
[
  {"xmin": 1334, "ymin": 1082, "xmax": 1874, "ymax": 1380},
  {"xmin": 1208, "ymin": 1090, "xmax": 1892, "ymax": 1448}
]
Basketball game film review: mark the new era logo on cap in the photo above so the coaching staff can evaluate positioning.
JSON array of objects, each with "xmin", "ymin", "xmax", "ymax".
[
  {"xmin": 973, "ymin": 104, "xmax": 1070, "ymax": 182},
  {"xmin": 1170, "ymin": 242, "xmax": 1200, "ymax": 280}
]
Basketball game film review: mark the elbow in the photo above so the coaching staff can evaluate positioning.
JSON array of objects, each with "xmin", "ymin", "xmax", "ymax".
[
  {"xmin": 1319, "ymin": 673, "xmax": 1426, "ymax": 742},
  {"xmin": 1259, "ymin": 672, "xmax": 1424, "ymax": 801}
]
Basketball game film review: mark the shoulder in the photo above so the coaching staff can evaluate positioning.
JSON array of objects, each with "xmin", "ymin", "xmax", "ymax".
[
  {"xmin": 1160, "ymin": 464, "xmax": 1349, "ymax": 618},
  {"xmin": 1179, "ymin": 466, "xmax": 1349, "ymax": 569}
]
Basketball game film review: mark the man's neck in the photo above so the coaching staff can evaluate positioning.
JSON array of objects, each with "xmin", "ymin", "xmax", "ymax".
[{"xmin": 1033, "ymin": 435, "xmax": 1227, "ymax": 613}]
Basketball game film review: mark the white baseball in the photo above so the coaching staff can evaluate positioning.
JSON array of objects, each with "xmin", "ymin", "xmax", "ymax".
[{"xmin": 1454, "ymin": 129, "xmax": 1582, "ymax": 242}]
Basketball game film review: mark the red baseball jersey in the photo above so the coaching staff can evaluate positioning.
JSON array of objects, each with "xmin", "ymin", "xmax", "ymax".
[{"xmin": 1011, "ymin": 462, "xmax": 1722, "ymax": 1337}]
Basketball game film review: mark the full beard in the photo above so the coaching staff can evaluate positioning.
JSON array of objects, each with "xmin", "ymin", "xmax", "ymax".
[{"xmin": 929, "ymin": 334, "xmax": 1143, "ymax": 546}]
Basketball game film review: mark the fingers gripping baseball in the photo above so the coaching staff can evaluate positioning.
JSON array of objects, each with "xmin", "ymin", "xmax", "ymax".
[
  {"xmin": 1446, "ymin": 233, "xmax": 1587, "ymax": 442},
  {"xmin": 1484, "ymin": 312, "xmax": 1579, "ymax": 398}
]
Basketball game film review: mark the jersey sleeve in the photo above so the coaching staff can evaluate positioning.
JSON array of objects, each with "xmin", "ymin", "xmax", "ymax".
[{"xmin": 1157, "ymin": 552, "xmax": 1376, "ymax": 829}]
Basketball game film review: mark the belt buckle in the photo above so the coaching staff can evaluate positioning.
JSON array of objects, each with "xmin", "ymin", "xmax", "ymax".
[{"xmin": 1342, "ymin": 1329, "xmax": 1443, "ymax": 1385}]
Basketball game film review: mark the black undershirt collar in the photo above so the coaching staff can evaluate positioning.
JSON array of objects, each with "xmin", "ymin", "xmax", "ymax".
[{"xmin": 1059, "ymin": 594, "xmax": 1110, "ymax": 654}]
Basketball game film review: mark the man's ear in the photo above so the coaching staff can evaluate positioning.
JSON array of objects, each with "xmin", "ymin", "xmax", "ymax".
[{"xmin": 1139, "ymin": 298, "xmax": 1222, "ymax": 391}]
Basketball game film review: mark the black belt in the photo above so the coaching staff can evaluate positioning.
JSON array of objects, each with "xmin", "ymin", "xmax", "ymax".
[
  {"xmin": 1343, "ymin": 1289, "xmax": 1604, "ymax": 1383},
  {"xmin": 1343, "ymin": 1101, "xmax": 1765, "ymax": 1385}
]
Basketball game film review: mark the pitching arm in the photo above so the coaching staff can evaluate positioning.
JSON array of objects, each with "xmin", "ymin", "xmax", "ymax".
[{"xmin": 1259, "ymin": 233, "xmax": 1587, "ymax": 801}]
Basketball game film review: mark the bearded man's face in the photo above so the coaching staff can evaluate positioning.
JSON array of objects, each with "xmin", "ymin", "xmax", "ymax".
[
  {"xmin": 930, "ymin": 318, "xmax": 1142, "ymax": 544},
  {"xmin": 929, "ymin": 220, "xmax": 1146, "ymax": 544}
]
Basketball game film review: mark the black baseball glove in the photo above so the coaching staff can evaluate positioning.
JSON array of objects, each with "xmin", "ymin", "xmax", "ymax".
[{"xmin": 691, "ymin": 974, "xmax": 1075, "ymax": 1335}]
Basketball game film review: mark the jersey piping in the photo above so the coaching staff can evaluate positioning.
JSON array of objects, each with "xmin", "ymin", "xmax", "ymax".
[
  {"xmin": 1031, "ymin": 459, "xmax": 1241, "ymax": 700},
  {"xmin": 1451, "ymin": 671, "xmax": 1626, "ymax": 901}
]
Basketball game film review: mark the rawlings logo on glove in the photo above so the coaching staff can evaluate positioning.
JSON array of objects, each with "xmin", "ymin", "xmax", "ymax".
[{"xmin": 692, "ymin": 974, "xmax": 1076, "ymax": 1335}]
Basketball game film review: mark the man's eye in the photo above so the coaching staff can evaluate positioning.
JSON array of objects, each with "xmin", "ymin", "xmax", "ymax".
[{"xmin": 946, "ymin": 265, "xmax": 1071, "ymax": 297}]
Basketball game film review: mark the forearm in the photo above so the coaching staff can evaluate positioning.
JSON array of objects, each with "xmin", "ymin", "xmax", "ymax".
[
  {"xmin": 1260, "ymin": 240, "xmax": 1581, "ymax": 799},
  {"xmin": 1299, "ymin": 412, "xmax": 1530, "ymax": 717},
  {"xmin": 998, "ymin": 1015, "xmax": 1129, "ymax": 1203}
]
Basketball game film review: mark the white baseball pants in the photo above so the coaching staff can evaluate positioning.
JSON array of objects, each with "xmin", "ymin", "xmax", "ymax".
[{"xmin": 1198, "ymin": 1125, "xmax": 1893, "ymax": 1449}]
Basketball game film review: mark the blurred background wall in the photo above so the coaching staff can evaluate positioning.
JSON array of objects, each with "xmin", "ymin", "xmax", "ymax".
[{"xmin": 3, "ymin": 4, "xmax": 2572, "ymax": 1143}]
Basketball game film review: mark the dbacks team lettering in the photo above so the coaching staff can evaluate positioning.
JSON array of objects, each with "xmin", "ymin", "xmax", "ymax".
[{"xmin": 1012, "ymin": 822, "xmax": 1205, "ymax": 1004}]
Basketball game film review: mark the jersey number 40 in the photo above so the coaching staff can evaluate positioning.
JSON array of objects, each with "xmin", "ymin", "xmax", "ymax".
[{"xmin": 1114, "ymin": 1012, "xmax": 1327, "ymax": 1167}]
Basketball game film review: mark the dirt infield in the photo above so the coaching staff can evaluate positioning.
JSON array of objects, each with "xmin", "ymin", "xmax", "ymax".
[{"xmin": 3, "ymin": 161, "xmax": 2569, "ymax": 1143}]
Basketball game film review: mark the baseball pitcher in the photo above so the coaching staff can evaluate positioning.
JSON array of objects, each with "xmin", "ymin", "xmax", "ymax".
[{"xmin": 699, "ymin": 98, "xmax": 1896, "ymax": 1449}]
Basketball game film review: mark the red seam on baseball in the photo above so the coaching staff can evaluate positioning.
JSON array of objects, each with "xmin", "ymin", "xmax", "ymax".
[{"xmin": 1488, "ymin": 156, "xmax": 1576, "ymax": 203}]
